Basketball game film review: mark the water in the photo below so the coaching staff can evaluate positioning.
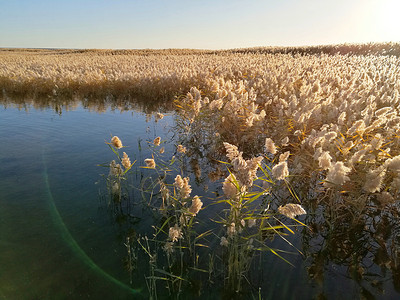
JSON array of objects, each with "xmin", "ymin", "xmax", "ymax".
[
  {"xmin": 0, "ymin": 100, "xmax": 174, "ymax": 299},
  {"xmin": 1, "ymin": 98, "xmax": 400, "ymax": 299}
]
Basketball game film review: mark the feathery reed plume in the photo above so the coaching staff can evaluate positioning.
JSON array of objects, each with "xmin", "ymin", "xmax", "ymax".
[
  {"xmin": 188, "ymin": 196, "xmax": 203, "ymax": 216},
  {"xmin": 156, "ymin": 113, "xmax": 164, "ymax": 121},
  {"xmin": 174, "ymin": 175, "xmax": 192, "ymax": 199},
  {"xmin": 163, "ymin": 241, "xmax": 174, "ymax": 254},
  {"xmin": 281, "ymin": 136, "xmax": 289, "ymax": 146},
  {"xmin": 363, "ymin": 166, "xmax": 386, "ymax": 193},
  {"xmin": 385, "ymin": 155, "xmax": 400, "ymax": 172},
  {"xmin": 109, "ymin": 160, "xmax": 123, "ymax": 177},
  {"xmin": 224, "ymin": 142, "xmax": 241, "ymax": 160},
  {"xmin": 265, "ymin": 138, "xmax": 277, "ymax": 155},
  {"xmin": 169, "ymin": 224, "xmax": 183, "ymax": 242},
  {"xmin": 223, "ymin": 173, "xmax": 238, "ymax": 199},
  {"xmin": 324, "ymin": 161, "xmax": 351, "ymax": 187},
  {"xmin": 144, "ymin": 158, "xmax": 156, "ymax": 168},
  {"xmin": 177, "ymin": 144, "xmax": 187, "ymax": 153},
  {"xmin": 174, "ymin": 175, "xmax": 184, "ymax": 189},
  {"xmin": 272, "ymin": 161, "xmax": 289, "ymax": 180},
  {"xmin": 153, "ymin": 137, "xmax": 161, "ymax": 146},
  {"xmin": 318, "ymin": 151, "xmax": 332, "ymax": 170},
  {"xmin": 111, "ymin": 136, "xmax": 123, "ymax": 149},
  {"xmin": 278, "ymin": 203, "xmax": 306, "ymax": 218},
  {"xmin": 227, "ymin": 222, "xmax": 236, "ymax": 237},
  {"xmin": 121, "ymin": 152, "xmax": 131, "ymax": 169},
  {"xmin": 279, "ymin": 151, "xmax": 290, "ymax": 162}
]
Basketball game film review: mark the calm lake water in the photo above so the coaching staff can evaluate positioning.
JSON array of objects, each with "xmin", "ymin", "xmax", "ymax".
[{"xmin": 1, "ymin": 98, "xmax": 399, "ymax": 299}]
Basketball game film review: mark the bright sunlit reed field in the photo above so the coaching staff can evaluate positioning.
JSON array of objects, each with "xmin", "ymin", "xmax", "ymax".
[{"xmin": 1, "ymin": 42, "xmax": 399, "ymax": 101}]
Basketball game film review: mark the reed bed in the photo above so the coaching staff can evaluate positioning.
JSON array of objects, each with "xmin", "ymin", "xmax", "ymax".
[
  {"xmin": 3, "ymin": 42, "xmax": 400, "ymax": 297},
  {"xmin": 174, "ymin": 48, "xmax": 400, "ymax": 201},
  {"xmin": 1, "ymin": 42, "xmax": 399, "ymax": 101}
]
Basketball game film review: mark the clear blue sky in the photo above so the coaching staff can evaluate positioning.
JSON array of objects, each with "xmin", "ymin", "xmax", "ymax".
[{"xmin": 1, "ymin": 0, "xmax": 399, "ymax": 49}]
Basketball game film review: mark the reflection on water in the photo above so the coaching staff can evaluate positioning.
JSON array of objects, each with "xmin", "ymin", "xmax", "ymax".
[
  {"xmin": 302, "ymin": 190, "xmax": 400, "ymax": 298},
  {"xmin": 0, "ymin": 93, "xmax": 174, "ymax": 115},
  {"xmin": 1, "ymin": 96, "xmax": 400, "ymax": 299}
]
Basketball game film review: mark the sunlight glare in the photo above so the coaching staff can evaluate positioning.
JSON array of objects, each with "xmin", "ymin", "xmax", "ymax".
[{"xmin": 374, "ymin": 0, "xmax": 400, "ymax": 41}]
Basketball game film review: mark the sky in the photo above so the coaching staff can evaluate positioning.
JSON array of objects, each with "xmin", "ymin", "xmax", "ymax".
[{"xmin": 0, "ymin": 0, "xmax": 399, "ymax": 50}]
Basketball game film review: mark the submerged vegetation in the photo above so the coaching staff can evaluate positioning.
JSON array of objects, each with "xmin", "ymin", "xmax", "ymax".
[{"xmin": 3, "ymin": 42, "xmax": 400, "ymax": 297}]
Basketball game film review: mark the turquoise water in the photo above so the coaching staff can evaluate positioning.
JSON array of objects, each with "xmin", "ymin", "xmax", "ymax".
[{"xmin": 1, "ymin": 99, "xmax": 400, "ymax": 299}]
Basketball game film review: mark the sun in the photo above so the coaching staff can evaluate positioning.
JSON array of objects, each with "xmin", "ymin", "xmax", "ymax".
[{"xmin": 371, "ymin": 0, "xmax": 400, "ymax": 42}]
